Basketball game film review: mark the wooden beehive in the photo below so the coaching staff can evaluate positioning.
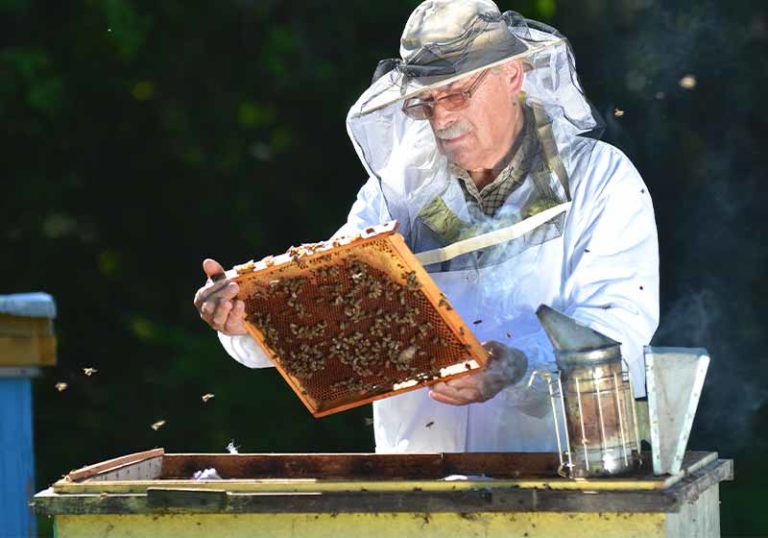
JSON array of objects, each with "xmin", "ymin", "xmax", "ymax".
[
  {"xmin": 0, "ymin": 314, "xmax": 56, "ymax": 366},
  {"xmin": 35, "ymin": 449, "xmax": 733, "ymax": 538},
  {"xmin": 228, "ymin": 222, "xmax": 488, "ymax": 417}
]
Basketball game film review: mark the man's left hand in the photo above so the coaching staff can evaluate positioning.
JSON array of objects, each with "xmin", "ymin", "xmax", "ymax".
[{"xmin": 429, "ymin": 341, "xmax": 528, "ymax": 406}]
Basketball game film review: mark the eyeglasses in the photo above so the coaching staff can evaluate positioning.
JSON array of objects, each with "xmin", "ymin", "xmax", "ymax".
[{"xmin": 401, "ymin": 70, "xmax": 490, "ymax": 120}]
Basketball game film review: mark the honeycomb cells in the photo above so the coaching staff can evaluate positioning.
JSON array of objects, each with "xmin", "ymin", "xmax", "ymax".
[{"xmin": 242, "ymin": 246, "xmax": 470, "ymax": 407}]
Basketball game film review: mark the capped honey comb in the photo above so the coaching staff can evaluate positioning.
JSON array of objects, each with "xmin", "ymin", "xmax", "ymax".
[{"xmin": 227, "ymin": 221, "xmax": 488, "ymax": 417}]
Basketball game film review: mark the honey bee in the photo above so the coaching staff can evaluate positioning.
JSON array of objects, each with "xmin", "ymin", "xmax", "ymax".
[{"xmin": 151, "ymin": 420, "xmax": 166, "ymax": 431}]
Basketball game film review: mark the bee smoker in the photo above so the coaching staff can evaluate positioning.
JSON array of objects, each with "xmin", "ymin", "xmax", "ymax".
[{"xmin": 530, "ymin": 305, "xmax": 642, "ymax": 478}]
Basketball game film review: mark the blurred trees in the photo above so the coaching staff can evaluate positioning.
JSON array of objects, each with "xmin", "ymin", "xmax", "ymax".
[{"xmin": 1, "ymin": 0, "xmax": 766, "ymax": 535}]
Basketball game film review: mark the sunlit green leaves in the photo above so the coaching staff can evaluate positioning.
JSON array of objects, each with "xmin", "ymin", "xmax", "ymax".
[
  {"xmin": 41, "ymin": 213, "xmax": 77, "ymax": 239},
  {"xmin": 260, "ymin": 25, "xmax": 300, "ymax": 79},
  {"xmin": 130, "ymin": 316, "xmax": 157, "ymax": 342},
  {"xmin": 0, "ymin": 48, "xmax": 61, "ymax": 114},
  {"xmin": 102, "ymin": 0, "xmax": 152, "ymax": 61},
  {"xmin": 131, "ymin": 80, "xmax": 155, "ymax": 101},
  {"xmin": 270, "ymin": 125, "xmax": 292, "ymax": 153},
  {"xmin": 97, "ymin": 250, "xmax": 121, "ymax": 277},
  {"xmin": 237, "ymin": 101, "xmax": 276, "ymax": 128},
  {"xmin": 536, "ymin": 0, "xmax": 557, "ymax": 20}
]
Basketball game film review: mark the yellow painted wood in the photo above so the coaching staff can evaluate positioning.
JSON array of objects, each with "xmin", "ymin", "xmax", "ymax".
[
  {"xmin": 0, "ymin": 335, "xmax": 56, "ymax": 366},
  {"xmin": 0, "ymin": 315, "xmax": 53, "ymax": 336},
  {"xmin": 55, "ymin": 512, "xmax": 667, "ymax": 538},
  {"xmin": 0, "ymin": 314, "xmax": 56, "ymax": 365}
]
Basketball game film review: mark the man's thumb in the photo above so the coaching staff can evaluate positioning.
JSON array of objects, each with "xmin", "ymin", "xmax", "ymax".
[{"xmin": 202, "ymin": 258, "xmax": 226, "ymax": 279}]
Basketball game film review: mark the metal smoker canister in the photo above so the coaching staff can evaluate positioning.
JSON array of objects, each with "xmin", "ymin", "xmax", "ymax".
[{"xmin": 533, "ymin": 305, "xmax": 642, "ymax": 478}]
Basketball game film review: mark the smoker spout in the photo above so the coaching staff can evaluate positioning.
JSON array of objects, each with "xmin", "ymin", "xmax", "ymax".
[{"xmin": 535, "ymin": 305, "xmax": 619, "ymax": 352}]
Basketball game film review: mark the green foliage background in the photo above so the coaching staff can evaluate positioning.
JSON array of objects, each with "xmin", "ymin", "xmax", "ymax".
[{"xmin": 2, "ymin": 0, "xmax": 766, "ymax": 535}]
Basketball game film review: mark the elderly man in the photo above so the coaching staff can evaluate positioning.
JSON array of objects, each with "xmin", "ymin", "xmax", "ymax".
[{"xmin": 195, "ymin": 0, "xmax": 659, "ymax": 453}]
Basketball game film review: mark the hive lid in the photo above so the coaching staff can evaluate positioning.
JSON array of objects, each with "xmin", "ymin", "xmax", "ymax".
[
  {"xmin": 0, "ymin": 293, "xmax": 56, "ymax": 319},
  {"xmin": 230, "ymin": 222, "xmax": 488, "ymax": 417}
]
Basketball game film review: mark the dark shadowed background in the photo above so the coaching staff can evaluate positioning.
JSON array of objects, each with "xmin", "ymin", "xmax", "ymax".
[{"xmin": 2, "ymin": 0, "xmax": 766, "ymax": 535}]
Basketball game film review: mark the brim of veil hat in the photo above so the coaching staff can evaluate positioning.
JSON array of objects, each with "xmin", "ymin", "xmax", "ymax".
[{"xmin": 354, "ymin": 34, "xmax": 563, "ymax": 117}]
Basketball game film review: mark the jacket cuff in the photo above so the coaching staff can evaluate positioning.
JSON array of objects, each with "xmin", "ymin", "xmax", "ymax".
[{"xmin": 217, "ymin": 333, "xmax": 274, "ymax": 369}]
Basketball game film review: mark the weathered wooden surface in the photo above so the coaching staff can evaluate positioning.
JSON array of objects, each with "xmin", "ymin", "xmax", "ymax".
[
  {"xmin": 665, "ymin": 485, "xmax": 720, "ymax": 537},
  {"xmin": 162, "ymin": 452, "xmax": 568, "ymax": 480},
  {"xmin": 34, "ymin": 456, "xmax": 733, "ymax": 515},
  {"xmin": 0, "ymin": 314, "xmax": 56, "ymax": 366},
  {"xmin": 54, "ymin": 512, "xmax": 671, "ymax": 538},
  {"xmin": 51, "ymin": 451, "xmax": 719, "ymax": 496},
  {"xmin": 66, "ymin": 448, "xmax": 165, "ymax": 482}
]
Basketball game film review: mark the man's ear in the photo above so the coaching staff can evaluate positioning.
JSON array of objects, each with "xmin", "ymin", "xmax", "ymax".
[{"xmin": 505, "ymin": 60, "xmax": 525, "ymax": 94}]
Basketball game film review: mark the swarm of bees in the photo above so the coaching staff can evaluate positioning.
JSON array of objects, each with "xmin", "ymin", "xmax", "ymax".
[{"xmin": 242, "ymin": 254, "xmax": 468, "ymax": 403}]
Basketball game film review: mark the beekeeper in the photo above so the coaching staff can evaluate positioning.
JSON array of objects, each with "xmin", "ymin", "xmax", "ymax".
[{"xmin": 195, "ymin": 0, "xmax": 659, "ymax": 453}]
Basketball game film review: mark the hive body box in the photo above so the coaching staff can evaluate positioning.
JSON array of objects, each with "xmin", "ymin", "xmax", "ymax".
[
  {"xmin": 0, "ymin": 293, "xmax": 57, "ymax": 538},
  {"xmin": 34, "ymin": 449, "xmax": 733, "ymax": 538},
  {"xmin": 228, "ymin": 222, "xmax": 488, "ymax": 417}
]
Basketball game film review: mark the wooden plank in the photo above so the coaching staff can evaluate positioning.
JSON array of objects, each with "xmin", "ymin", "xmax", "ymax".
[
  {"xmin": 62, "ymin": 449, "xmax": 165, "ymax": 483},
  {"xmin": 87, "ymin": 456, "xmax": 163, "ymax": 482},
  {"xmin": 38, "ymin": 458, "xmax": 733, "ymax": 516},
  {"xmin": 162, "ymin": 453, "xmax": 443, "ymax": 480},
  {"xmin": 164, "ymin": 452, "xmax": 597, "ymax": 480},
  {"xmin": 43, "ymin": 460, "xmax": 733, "ymax": 513},
  {"xmin": 35, "ymin": 460, "xmax": 730, "ymax": 515},
  {"xmin": 56, "ymin": 452, "xmax": 720, "ymax": 494},
  {"xmin": 0, "ymin": 315, "xmax": 53, "ymax": 337},
  {"xmin": 0, "ymin": 335, "xmax": 56, "ymax": 366},
  {"xmin": 33, "ymin": 488, "xmax": 147, "ymax": 515},
  {"xmin": 665, "ymin": 485, "xmax": 720, "ymax": 537},
  {"xmin": 50, "ymin": 477, "xmax": 668, "ymax": 495},
  {"xmin": 162, "ymin": 451, "xmax": 713, "ymax": 483},
  {"xmin": 53, "ymin": 512, "xmax": 669, "ymax": 538},
  {"xmin": 146, "ymin": 488, "xmax": 227, "ymax": 511}
]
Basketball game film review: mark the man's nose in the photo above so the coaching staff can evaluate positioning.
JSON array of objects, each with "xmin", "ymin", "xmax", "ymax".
[{"xmin": 430, "ymin": 103, "xmax": 456, "ymax": 130}]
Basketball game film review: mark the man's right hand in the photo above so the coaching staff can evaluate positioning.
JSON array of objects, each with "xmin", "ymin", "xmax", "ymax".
[{"xmin": 194, "ymin": 258, "xmax": 248, "ymax": 336}]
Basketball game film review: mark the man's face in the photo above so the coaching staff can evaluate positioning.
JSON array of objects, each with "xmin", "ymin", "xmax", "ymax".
[{"xmin": 427, "ymin": 62, "xmax": 523, "ymax": 171}]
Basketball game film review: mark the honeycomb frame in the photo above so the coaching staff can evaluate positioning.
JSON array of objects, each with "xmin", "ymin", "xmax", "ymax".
[{"xmin": 227, "ymin": 222, "xmax": 488, "ymax": 417}]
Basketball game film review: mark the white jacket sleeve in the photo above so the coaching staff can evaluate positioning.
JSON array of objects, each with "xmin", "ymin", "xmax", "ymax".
[
  {"xmin": 218, "ymin": 177, "xmax": 392, "ymax": 369},
  {"xmin": 217, "ymin": 332, "xmax": 274, "ymax": 368},
  {"xmin": 561, "ymin": 144, "xmax": 660, "ymax": 396}
]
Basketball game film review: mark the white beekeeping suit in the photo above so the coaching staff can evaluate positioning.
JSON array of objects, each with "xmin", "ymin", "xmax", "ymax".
[{"xmin": 220, "ymin": 0, "xmax": 659, "ymax": 453}]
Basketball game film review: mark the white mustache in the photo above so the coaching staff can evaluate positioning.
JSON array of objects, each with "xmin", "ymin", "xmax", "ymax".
[{"xmin": 434, "ymin": 122, "xmax": 471, "ymax": 141}]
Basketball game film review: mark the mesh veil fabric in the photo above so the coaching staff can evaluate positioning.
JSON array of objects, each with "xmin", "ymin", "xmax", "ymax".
[{"xmin": 346, "ymin": 11, "xmax": 603, "ymax": 270}]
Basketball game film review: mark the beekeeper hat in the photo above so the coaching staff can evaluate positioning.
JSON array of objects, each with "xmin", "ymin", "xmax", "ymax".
[{"xmin": 359, "ymin": 0, "xmax": 563, "ymax": 116}]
